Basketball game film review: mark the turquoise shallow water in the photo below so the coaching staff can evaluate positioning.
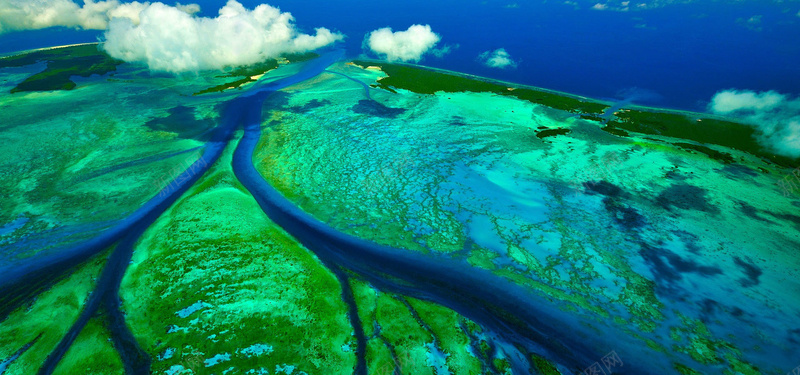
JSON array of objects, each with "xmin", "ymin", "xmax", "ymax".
[
  {"xmin": 0, "ymin": 50, "xmax": 798, "ymax": 374},
  {"xmin": 253, "ymin": 62, "xmax": 800, "ymax": 373}
]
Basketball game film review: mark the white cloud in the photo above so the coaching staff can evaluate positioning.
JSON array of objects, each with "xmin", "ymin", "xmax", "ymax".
[
  {"xmin": 173, "ymin": 2, "xmax": 198, "ymax": 15},
  {"xmin": 365, "ymin": 24, "xmax": 440, "ymax": 62},
  {"xmin": 0, "ymin": 0, "xmax": 196, "ymax": 33},
  {"xmin": 106, "ymin": 2, "xmax": 156, "ymax": 25},
  {"xmin": 709, "ymin": 90, "xmax": 784, "ymax": 113},
  {"xmin": 478, "ymin": 48, "xmax": 518, "ymax": 69},
  {"xmin": 102, "ymin": 0, "xmax": 343, "ymax": 72},
  {"xmin": 430, "ymin": 43, "xmax": 457, "ymax": 58},
  {"xmin": 0, "ymin": 0, "xmax": 341, "ymax": 73},
  {"xmin": 591, "ymin": 3, "xmax": 608, "ymax": 10},
  {"xmin": 709, "ymin": 89, "xmax": 800, "ymax": 158}
]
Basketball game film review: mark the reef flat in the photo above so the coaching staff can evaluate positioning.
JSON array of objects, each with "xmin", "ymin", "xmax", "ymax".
[
  {"xmin": 0, "ymin": 48, "xmax": 798, "ymax": 375},
  {"xmin": 254, "ymin": 61, "xmax": 799, "ymax": 374}
]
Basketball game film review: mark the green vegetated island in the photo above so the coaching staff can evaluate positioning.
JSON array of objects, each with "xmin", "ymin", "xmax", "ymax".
[
  {"xmin": 0, "ymin": 44, "xmax": 317, "ymax": 97},
  {"xmin": 0, "ymin": 44, "xmax": 123, "ymax": 93},
  {"xmin": 353, "ymin": 59, "xmax": 799, "ymax": 169},
  {"xmin": 191, "ymin": 52, "xmax": 318, "ymax": 96}
]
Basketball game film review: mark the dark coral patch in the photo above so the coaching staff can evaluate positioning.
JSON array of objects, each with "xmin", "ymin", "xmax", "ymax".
[
  {"xmin": 787, "ymin": 328, "xmax": 800, "ymax": 345},
  {"xmin": 584, "ymin": 180, "xmax": 625, "ymax": 198},
  {"xmin": 656, "ymin": 183, "xmax": 719, "ymax": 214},
  {"xmin": 352, "ymin": 99, "xmax": 406, "ymax": 118},
  {"xmin": 721, "ymin": 164, "xmax": 758, "ymax": 178},
  {"xmin": 639, "ymin": 243, "xmax": 722, "ymax": 285},
  {"xmin": 287, "ymin": 99, "xmax": 330, "ymax": 113},
  {"xmin": 145, "ymin": 105, "xmax": 216, "ymax": 141},
  {"xmin": 603, "ymin": 198, "xmax": 646, "ymax": 230},
  {"xmin": 766, "ymin": 212, "xmax": 800, "ymax": 232},
  {"xmin": 263, "ymin": 91, "xmax": 330, "ymax": 114},
  {"xmin": 733, "ymin": 257, "xmax": 762, "ymax": 287},
  {"xmin": 665, "ymin": 170, "xmax": 689, "ymax": 181},
  {"xmin": 451, "ymin": 116, "xmax": 468, "ymax": 127},
  {"xmin": 583, "ymin": 181, "xmax": 645, "ymax": 230},
  {"xmin": 699, "ymin": 298, "xmax": 719, "ymax": 322},
  {"xmin": 737, "ymin": 201, "xmax": 770, "ymax": 222},
  {"xmin": 535, "ymin": 128, "xmax": 571, "ymax": 139}
]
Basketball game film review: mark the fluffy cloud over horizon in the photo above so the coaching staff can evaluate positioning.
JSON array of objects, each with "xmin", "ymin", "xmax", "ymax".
[
  {"xmin": 365, "ymin": 24, "xmax": 440, "ymax": 62},
  {"xmin": 0, "ymin": 0, "xmax": 198, "ymax": 34},
  {"xmin": 0, "ymin": 0, "xmax": 343, "ymax": 73},
  {"xmin": 478, "ymin": 48, "xmax": 517, "ymax": 69},
  {"xmin": 709, "ymin": 89, "xmax": 800, "ymax": 158},
  {"xmin": 103, "ymin": 1, "xmax": 343, "ymax": 72}
]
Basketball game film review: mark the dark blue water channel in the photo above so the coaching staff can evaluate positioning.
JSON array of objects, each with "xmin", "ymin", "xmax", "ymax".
[{"xmin": 0, "ymin": 51, "xmax": 644, "ymax": 374}]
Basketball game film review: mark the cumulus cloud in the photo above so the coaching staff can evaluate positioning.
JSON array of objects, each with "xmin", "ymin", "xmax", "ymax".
[
  {"xmin": 709, "ymin": 90, "xmax": 784, "ymax": 113},
  {"xmin": 478, "ymin": 48, "xmax": 518, "ymax": 69},
  {"xmin": 106, "ymin": 2, "xmax": 156, "ymax": 25},
  {"xmin": 365, "ymin": 24, "xmax": 441, "ymax": 62},
  {"xmin": 0, "ymin": 0, "xmax": 342, "ymax": 73},
  {"xmin": 102, "ymin": 0, "xmax": 343, "ymax": 72},
  {"xmin": 709, "ymin": 89, "xmax": 800, "ymax": 158},
  {"xmin": 0, "ymin": 0, "xmax": 196, "ymax": 34}
]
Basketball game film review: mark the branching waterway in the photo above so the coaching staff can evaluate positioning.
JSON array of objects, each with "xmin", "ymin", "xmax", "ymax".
[{"xmin": 0, "ymin": 51, "xmax": 638, "ymax": 375}]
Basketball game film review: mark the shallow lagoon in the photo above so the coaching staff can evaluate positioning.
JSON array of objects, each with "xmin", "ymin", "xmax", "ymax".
[{"xmin": 0, "ymin": 46, "xmax": 798, "ymax": 375}]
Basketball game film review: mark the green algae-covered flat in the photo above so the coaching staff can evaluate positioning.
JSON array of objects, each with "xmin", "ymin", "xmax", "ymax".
[{"xmin": 0, "ymin": 47, "xmax": 798, "ymax": 375}]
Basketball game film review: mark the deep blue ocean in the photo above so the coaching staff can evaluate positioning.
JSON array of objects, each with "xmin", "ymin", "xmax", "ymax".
[{"xmin": 1, "ymin": 0, "xmax": 798, "ymax": 111}]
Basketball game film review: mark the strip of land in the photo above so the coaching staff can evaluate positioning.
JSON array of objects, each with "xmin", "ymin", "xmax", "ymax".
[
  {"xmin": 0, "ymin": 44, "xmax": 122, "ymax": 93},
  {"xmin": 353, "ymin": 60, "xmax": 799, "ymax": 168}
]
